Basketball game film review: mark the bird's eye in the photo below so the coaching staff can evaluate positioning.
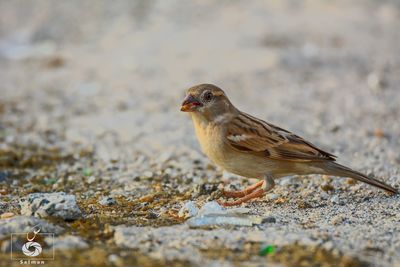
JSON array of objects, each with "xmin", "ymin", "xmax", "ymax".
[{"xmin": 203, "ymin": 91, "xmax": 213, "ymax": 102}]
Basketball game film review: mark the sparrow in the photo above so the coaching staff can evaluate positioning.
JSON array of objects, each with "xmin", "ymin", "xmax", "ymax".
[{"xmin": 180, "ymin": 83, "xmax": 398, "ymax": 206}]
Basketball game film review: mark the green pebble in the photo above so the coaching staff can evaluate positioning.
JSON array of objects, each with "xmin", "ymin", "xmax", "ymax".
[
  {"xmin": 44, "ymin": 177, "xmax": 57, "ymax": 185},
  {"xmin": 82, "ymin": 168, "xmax": 92, "ymax": 177},
  {"xmin": 259, "ymin": 245, "xmax": 275, "ymax": 256}
]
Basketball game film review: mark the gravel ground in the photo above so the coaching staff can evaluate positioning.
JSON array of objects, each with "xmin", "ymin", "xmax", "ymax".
[{"xmin": 0, "ymin": 1, "xmax": 400, "ymax": 266}]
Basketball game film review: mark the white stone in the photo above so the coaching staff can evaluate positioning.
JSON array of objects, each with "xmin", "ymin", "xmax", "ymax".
[{"xmin": 19, "ymin": 192, "xmax": 82, "ymax": 220}]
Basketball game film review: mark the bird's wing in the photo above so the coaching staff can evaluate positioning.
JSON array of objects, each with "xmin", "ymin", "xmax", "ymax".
[{"xmin": 226, "ymin": 113, "xmax": 336, "ymax": 162}]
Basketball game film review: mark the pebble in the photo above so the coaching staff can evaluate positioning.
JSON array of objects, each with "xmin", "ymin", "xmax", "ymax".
[
  {"xmin": 197, "ymin": 201, "xmax": 223, "ymax": 215},
  {"xmin": 265, "ymin": 193, "xmax": 280, "ymax": 201},
  {"xmin": 143, "ymin": 171, "xmax": 153, "ymax": 178},
  {"xmin": 186, "ymin": 201, "xmax": 262, "ymax": 227},
  {"xmin": 262, "ymin": 216, "xmax": 277, "ymax": 224},
  {"xmin": 87, "ymin": 176, "xmax": 96, "ymax": 184},
  {"xmin": 108, "ymin": 254, "xmax": 123, "ymax": 266},
  {"xmin": 320, "ymin": 182, "xmax": 335, "ymax": 192},
  {"xmin": 178, "ymin": 201, "xmax": 199, "ymax": 218},
  {"xmin": 330, "ymin": 195, "xmax": 344, "ymax": 205},
  {"xmin": 99, "ymin": 196, "xmax": 117, "ymax": 206},
  {"xmin": 19, "ymin": 192, "xmax": 82, "ymax": 220}
]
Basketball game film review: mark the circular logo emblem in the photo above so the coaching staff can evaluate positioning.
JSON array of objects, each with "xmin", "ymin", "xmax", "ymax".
[{"xmin": 22, "ymin": 241, "xmax": 42, "ymax": 257}]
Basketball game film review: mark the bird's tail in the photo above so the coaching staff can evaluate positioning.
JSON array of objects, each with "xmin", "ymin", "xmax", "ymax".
[{"xmin": 321, "ymin": 162, "xmax": 398, "ymax": 194}]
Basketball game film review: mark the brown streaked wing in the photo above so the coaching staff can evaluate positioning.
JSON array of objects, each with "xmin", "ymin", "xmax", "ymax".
[{"xmin": 226, "ymin": 113, "xmax": 336, "ymax": 162}]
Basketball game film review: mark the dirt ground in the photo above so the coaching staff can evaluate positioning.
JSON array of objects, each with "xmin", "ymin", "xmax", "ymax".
[{"xmin": 0, "ymin": 1, "xmax": 400, "ymax": 266}]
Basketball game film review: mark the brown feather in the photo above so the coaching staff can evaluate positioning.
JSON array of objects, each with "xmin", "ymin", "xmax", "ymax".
[
  {"xmin": 320, "ymin": 162, "xmax": 398, "ymax": 194},
  {"xmin": 226, "ymin": 112, "xmax": 336, "ymax": 162}
]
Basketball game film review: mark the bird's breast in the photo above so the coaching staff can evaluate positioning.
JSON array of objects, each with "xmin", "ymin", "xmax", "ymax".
[
  {"xmin": 191, "ymin": 115, "xmax": 277, "ymax": 178},
  {"xmin": 193, "ymin": 120, "xmax": 225, "ymax": 162}
]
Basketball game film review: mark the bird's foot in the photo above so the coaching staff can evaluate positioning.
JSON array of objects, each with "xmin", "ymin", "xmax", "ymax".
[
  {"xmin": 217, "ymin": 188, "xmax": 266, "ymax": 207},
  {"xmin": 221, "ymin": 180, "xmax": 264, "ymax": 198},
  {"xmin": 218, "ymin": 175, "xmax": 275, "ymax": 206}
]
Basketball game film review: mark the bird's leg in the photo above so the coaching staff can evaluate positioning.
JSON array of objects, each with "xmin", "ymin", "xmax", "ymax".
[
  {"xmin": 221, "ymin": 180, "xmax": 264, "ymax": 198},
  {"xmin": 218, "ymin": 175, "xmax": 275, "ymax": 207}
]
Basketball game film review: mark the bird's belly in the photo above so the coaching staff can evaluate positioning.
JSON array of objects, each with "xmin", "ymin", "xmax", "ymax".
[{"xmin": 216, "ymin": 152, "xmax": 274, "ymax": 178}]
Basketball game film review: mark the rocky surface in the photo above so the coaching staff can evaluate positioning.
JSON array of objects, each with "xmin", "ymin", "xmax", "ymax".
[
  {"xmin": 20, "ymin": 192, "xmax": 82, "ymax": 220},
  {"xmin": 98, "ymin": 196, "xmax": 117, "ymax": 206},
  {"xmin": 0, "ymin": 1, "xmax": 400, "ymax": 266},
  {"xmin": 47, "ymin": 235, "xmax": 89, "ymax": 250},
  {"xmin": 0, "ymin": 216, "xmax": 63, "ymax": 240}
]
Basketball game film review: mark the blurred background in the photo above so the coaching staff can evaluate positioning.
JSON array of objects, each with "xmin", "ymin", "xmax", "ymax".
[
  {"xmin": 1, "ymin": 1, "xmax": 400, "ymax": 153},
  {"xmin": 1, "ymin": 1, "xmax": 399, "ymax": 152},
  {"xmin": 1, "ymin": 1, "xmax": 400, "ymax": 266}
]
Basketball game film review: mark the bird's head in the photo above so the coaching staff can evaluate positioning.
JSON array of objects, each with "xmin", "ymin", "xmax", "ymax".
[{"xmin": 180, "ymin": 84, "xmax": 236, "ymax": 122}]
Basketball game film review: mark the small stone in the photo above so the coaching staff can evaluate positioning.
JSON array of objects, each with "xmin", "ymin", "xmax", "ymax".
[
  {"xmin": 259, "ymin": 244, "xmax": 276, "ymax": 256},
  {"xmin": 82, "ymin": 168, "xmax": 93, "ymax": 177},
  {"xmin": 99, "ymin": 196, "xmax": 117, "ymax": 206},
  {"xmin": 320, "ymin": 182, "xmax": 334, "ymax": 192},
  {"xmin": 143, "ymin": 171, "xmax": 153, "ymax": 178},
  {"xmin": 0, "ymin": 212, "xmax": 14, "ymax": 219},
  {"xmin": 19, "ymin": 192, "xmax": 82, "ymax": 220},
  {"xmin": 108, "ymin": 254, "xmax": 123, "ymax": 266},
  {"xmin": 262, "ymin": 216, "xmax": 276, "ymax": 223},
  {"xmin": 146, "ymin": 212, "xmax": 158, "ymax": 219},
  {"xmin": 191, "ymin": 183, "xmax": 218, "ymax": 197},
  {"xmin": 186, "ymin": 201, "xmax": 262, "ymax": 227},
  {"xmin": 266, "ymin": 193, "xmax": 279, "ymax": 201},
  {"xmin": 87, "ymin": 176, "xmax": 96, "ymax": 184},
  {"xmin": 43, "ymin": 177, "xmax": 57, "ymax": 185},
  {"xmin": 330, "ymin": 195, "xmax": 343, "ymax": 205},
  {"xmin": 320, "ymin": 191, "xmax": 329, "ymax": 200},
  {"xmin": 178, "ymin": 201, "xmax": 199, "ymax": 218}
]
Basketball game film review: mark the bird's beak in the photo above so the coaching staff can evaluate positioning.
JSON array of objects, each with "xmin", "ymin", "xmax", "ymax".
[{"xmin": 180, "ymin": 95, "xmax": 202, "ymax": 112}]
